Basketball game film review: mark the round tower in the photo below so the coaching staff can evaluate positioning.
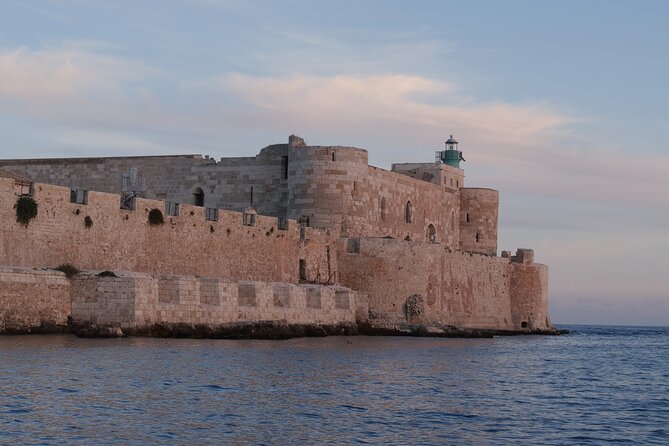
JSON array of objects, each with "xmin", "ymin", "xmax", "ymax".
[
  {"xmin": 286, "ymin": 137, "xmax": 368, "ymax": 233},
  {"xmin": 459, "ymin": 188, "xmax": 499, "ymax": 256}
]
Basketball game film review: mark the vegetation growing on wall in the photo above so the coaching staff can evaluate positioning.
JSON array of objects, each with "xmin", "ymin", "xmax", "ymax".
[
  {"xmin": 148, "ymin": 208, "xmax": 165, "ymax": 225},
  {"xmin": 54, "ymin": 263, "xmax": 80, "ymax": 278},
  {"xmin": 15, "ymin": 196, "xmax": 38, "ymax": 226}
]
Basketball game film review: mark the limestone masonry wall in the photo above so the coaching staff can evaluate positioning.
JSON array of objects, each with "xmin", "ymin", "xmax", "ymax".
[
  {"xmin": 0, "ymin": 177, "xmax": 323, "ymax": 283},
  {"xmin": 0, "ymin": 135, "xmax": 552, "ymax": 335},
  {"xmin": 71, "ymin": 271, "xmax": 356, "ymax": 330},
  {"xmin": 337, "ymin": 238, "xmax": 550, "ymax": 331},
  {"xmin": 0, "ymin": 266, "xmax": 70, "ymax": 333}
]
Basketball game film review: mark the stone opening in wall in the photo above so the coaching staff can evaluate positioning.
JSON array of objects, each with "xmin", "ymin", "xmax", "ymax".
[
  {"xmin": 192, "ymin": 187, "xmax": 205, "ymax": 206},
  {"xmin": 165, "ymin": 201, "xmax": 179, "ymax": 217},
  {"xmin": 380, "ymin": 197, "xmax": 387, "ymax": 221},
  {"xmin": 347, "ymin": 238, "xmax": 360, "ymax": 254},
  {"xmin": 476, "ymin": 232, "xmax": 480, "ymax": 243},
  {"xmin": 457, "ymin": 180, "xmax": 459, "ymax": 188},
  {"xmin": 451, "ymin": 210, "xmax": 455, "ymax": 230},
  {"xmin": 120, "ymin": 194, "xmax": 136, "ymax": 210},
  {"xmin": 426, "ymin": 224, "xmax": 437, "ymax": 243},
  {"xmin": 466, "ymin": 213, "xmax": 470, "ymax": 223},
  {"xmin": 277, "ymin": 217, "xmax": 288, "ymax": 230},
  {"xmin": 405, "ymin": 201, "xmax": 413, "ymax": 223},
  {"xmin": 281, "ymin": 156, "xmax": 288, "ymax": 179},
  {"xmin": 521, "ymin": 321, "xmax": 528, "ymax": 328},
  {"xmin": 243, "ymin": 208, "xmax": 257, "ymax": 226},
  {"xmin": 205, "ymin": 207, "xmax": 219, "ymax": 222},
  {"xmin": 299, "ymin": 259, "xmax": 307, "ymax": 281},
  {"xmin": 70, "ymin": 189, "xmax": 88, "ymax": 205},
  {"xmin": 332, "ymin": 151, "xmax": 336, "ymax": 161}
]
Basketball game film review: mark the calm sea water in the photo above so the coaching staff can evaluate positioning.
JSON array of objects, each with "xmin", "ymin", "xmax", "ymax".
[{"xmin": 0, "ymin": 326, "xmax": 667, "ymax": 445}]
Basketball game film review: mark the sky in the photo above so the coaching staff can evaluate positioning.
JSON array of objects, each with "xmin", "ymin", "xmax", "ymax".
[{"xmin": 0, "ymin": 0, "xmax": 667, "ymax": 325}]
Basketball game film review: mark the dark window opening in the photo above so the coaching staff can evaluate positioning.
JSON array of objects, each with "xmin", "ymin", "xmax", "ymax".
[
  {"xmin": 456, "ymin": 180, "xmax": 459, "ymax": 188},
  {"xmin": 405, "ymin": 201, "xmax": 413, "ymax": 223},
  {"xmin": 70, "ymin": 188, "xmax": 88, "ymax": 205},
  {"xmin": 250, "ymin": 186, "xmax": 254, "ymax": 207},
  {"xmin": 193, "ymin": 188, "xmax": 204, "ymax": 207},
  {"xmin": 205, "ymin": 207, "xmax": 218, "ymax": 221},
  {"xmin": 380, "ymin": 197, "xmax": 387, "ymax": 221},
  {"xmin": 476, "ymin": 233, "xmax": 480, "ymax": 243},
  {"xmin": 120, "ymin": 195, "xmax": 135, "ymax": 210},
  {"xmin": 165, "ymin": 201, "xmax": 179, "ymax": 217},
  {"xmin": 466, "ymin": 213, "xmax": 470, "ymax": 223},
  {"xmin": 278, "ymin": 217, "xmax": 288, "ymax": 230},
  {"xmin": 426, "ymin": 224, "xmax": 437, "ymax": 243},
  {"xmin": 243, "ymin": 212, "xmax": 256, "ymax": 226},
  {"xmin": 299, "ymin": 259, "xmax": 307, "ymax": 281},
  {"xmin": 332, "ymin": 152, "xmax": 336, "ymax": 161},
  {"xmin": 281, "ymin": 156, "xmax": 288, "ymax": 179},
  {"xmin": 521, "ymin": 321, "xmax": 528, "ymax": 328}
]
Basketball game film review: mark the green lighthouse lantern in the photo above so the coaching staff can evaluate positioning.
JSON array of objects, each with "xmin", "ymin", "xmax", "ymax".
[{"xmin": 437, "ymin": 135, "xmax": 465, "ymax": 168}]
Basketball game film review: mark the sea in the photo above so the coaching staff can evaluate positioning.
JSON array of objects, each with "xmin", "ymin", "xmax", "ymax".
[{"xmin": 0, "ymin": 325, "xmax": 667, "ymax": 445}]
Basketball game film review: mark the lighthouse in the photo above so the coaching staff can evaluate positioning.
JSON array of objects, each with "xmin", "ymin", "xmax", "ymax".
[{"xmin": 436, "ymin": 135, "xmax": 465, "ymax": 168}]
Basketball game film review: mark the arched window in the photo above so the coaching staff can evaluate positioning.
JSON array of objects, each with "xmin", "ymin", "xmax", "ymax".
[
  {"xmin": 380, "ymin": 197, "xmax": 388, "ymax": 221},
  {"xmin": 426, "ymin": 224, "xmax": 437, "ymax": 243},
  {"xmin": 192, "ymin": 187, "xmax": 204, "ymax": 207},
  {"xmin": 405, "ymin": 201, "xmax": 413, "ymax": 223}
]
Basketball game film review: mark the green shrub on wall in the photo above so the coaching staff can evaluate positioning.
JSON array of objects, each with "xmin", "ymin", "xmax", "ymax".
[{"xmin": 15, "ymin": 196, "xmax": 38, "ymax": 226}]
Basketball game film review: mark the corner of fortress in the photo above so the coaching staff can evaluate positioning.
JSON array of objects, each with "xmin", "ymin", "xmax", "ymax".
[{"xmin": 0, "ymin": 135, "xmax": 554, "ymax": 337}]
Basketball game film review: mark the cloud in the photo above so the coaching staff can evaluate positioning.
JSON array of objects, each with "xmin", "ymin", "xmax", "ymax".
[{"xmin": 0, "ymin": 42, "xmax": 143, "ymax": 102}]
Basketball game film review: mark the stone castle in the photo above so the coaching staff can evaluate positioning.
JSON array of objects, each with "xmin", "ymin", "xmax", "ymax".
[{"xmin": 0, "ymin": 135, "xmax": 553, "ymax": 337}]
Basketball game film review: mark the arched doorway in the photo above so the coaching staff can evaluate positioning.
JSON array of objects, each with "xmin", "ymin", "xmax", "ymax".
[
  {"xmin": 192, "ymin": 187, "xmax": 204, "ymax": 206},
  {"xmin": 426, "ymin": 224, "xmax": 437, "ymax": 243}
]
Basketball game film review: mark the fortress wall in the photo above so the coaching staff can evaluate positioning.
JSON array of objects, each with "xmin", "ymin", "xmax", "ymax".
[
  {"xmin": 337, "ymin": 238, "xmax": 518, "ymax": 330},
  {"xmin": 0, "ymin": 155, "xmax": 205, "ymax": 202},
  {"xmin": 0, "ymin": 178, "xmax": 328, "ymax": 283},
  {"xmin": 343, "ymin": 166, "xmax": 460, "ymax": 249},
  {"xmin": 300, "ymin": 227, "xmax": 340, "ymax": 284},
  {"xmin": 0, "ymin": 266, "xmax": 71, "ymax": 333},
  {"xmin": 70, "ymin": 272, "xmax": 357, "ymax": 329},
  {"xmin": 187, "ymin": 145, "xmax": 289, "ymax": 216},
  {"xmin": 459, "ymin": 188, "xmax": 499, "ymax": 255}
]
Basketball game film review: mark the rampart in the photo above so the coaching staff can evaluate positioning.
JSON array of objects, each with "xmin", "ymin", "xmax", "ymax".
[
  {"xmin": 0, "ymin": 266, "xmax": 358, "ymax": 335},
  {"xmin": 337, "ymin": 238, "xmax": 551, "ymax": 332},
  {"xmin": 0, "ymin": 177, "xmax": 336, "ymax": 283}
]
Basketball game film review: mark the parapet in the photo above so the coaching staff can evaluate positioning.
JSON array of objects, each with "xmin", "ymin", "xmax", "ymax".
[{"xmin": 511, "ymin": 249, "xmax": 535, "ymax": 264}]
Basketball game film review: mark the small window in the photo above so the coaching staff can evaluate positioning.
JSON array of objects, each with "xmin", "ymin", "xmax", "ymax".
[
  {"xmin": 466, "ymin": 213, "xmax": 470, "ymax": 223},
  {"xmin": 243, "ymin": 212, "xmax": 256, "ymax": 226},
  {"xmin": 120, "ymin": 194, "xmax": 135, "ymax": 210},
  {"xmin": 281, "ymin": 156, "xmax": 288, "ymax": 180},
  {"xmin": 278, "ymin": 217, "xmax": 288, "ymax": 230},
  {"xmin": 456, "ymin": 180, "xmax": 459, "ymax": 188},
  {"xmin": 521, "ymin": 321, "xmax": 528, "ymax": 328},
  {"xmin": 426, "ymin": 224, "xmax": 437, "ymax": 243},
  {"xmin": 405, "ymin": 201, "xmax": 413, "ymax": 223},
  {"xmin": 380, "ymin": 198, "xmax": 387, "ymax": 221},
  {"xmin": 450, "ymin": 178, "xmax": 453, "ymax": 187},
  {"xmin": 476, "ymin": 233, "xmax": 480, "ymax": 243},
  {"xmin": 70, "ymin": 189, "xmax": 88, "ymax": 205},
  {"xmin": 332, "ymin": 152, "xmax": 336, "ymax": 161},
  {"xmin": 165, "ymin": 201, "xmax": 179, "ymax": 217},
  {"xmin": 205, "ymin": 207, "xmax": 218, "ymax": 221},
  {"xmin": 193, "ymin": 188, "xmax": 204, "ymax": 207},
  {"xmin": 299, "ymin": 259, "xmax": 307, "ymax": 281}
]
